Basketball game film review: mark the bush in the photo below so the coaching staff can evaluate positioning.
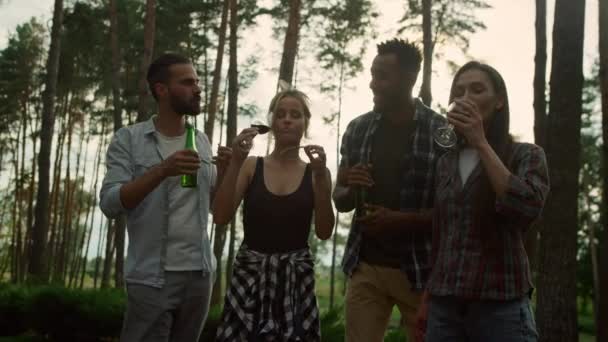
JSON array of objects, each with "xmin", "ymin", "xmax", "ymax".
[
  {"xmin": 29, "ymin": 286, "xmax": 124, "ymax": 341},
  {"xmin": 0, "ymin": 285, "xmax": 125, "ymax": 341},
  {"xmin": 0, "ymin": 284, "xmax": 30, "ymax": 337}
]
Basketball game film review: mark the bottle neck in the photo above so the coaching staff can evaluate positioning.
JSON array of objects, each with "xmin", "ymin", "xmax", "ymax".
[{"xmin": 185, "ymin": 125, "xmax": 197, "ymax": 150}]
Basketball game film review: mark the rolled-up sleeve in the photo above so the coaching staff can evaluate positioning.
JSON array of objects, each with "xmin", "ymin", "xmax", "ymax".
[
  {"xmin": 99, "ymin": 128, "xmax": 132, "ymax": 218},
  {"xmin": 495, "ymin": 144, "xmax": 550, "ymax": 226}
]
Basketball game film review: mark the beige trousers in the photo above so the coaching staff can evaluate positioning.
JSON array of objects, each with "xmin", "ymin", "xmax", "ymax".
[{"xmin": 345, "ymin": 262, "xmax": 422, "ymax": 342}]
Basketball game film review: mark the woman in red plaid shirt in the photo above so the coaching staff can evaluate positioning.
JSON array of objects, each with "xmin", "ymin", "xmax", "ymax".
[{"xmin": 416, "ymin": 62, "xmax": 550, "ymax": 342}]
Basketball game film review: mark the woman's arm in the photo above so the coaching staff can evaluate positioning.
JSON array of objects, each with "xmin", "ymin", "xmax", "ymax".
[
  {"xmin": 313, "ymin": 167, "xmax": 335, "ymax": 240},
  {"xmin": 303, "ymin": 145, "xmax": 335, "ymax": 240},
  {"xmin": 212, "ymin": 128, "xmax": 258, "ymax": 224}
]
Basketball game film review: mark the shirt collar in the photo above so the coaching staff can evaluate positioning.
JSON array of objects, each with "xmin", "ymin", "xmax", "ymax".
[{"xmin": 143, "ymin": 115, "xmax": 157, "ymax": 135}]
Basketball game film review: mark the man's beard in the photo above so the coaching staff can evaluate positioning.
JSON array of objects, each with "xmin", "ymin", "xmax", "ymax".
[{"xmin": 169, "ymin": 93, "xmax": 201, "ymax": 116}]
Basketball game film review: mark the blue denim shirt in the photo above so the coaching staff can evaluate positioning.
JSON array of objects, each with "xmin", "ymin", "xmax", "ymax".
[{"xmin": 99, "ymin": 116, "xmax": 216, "ymax": 288}]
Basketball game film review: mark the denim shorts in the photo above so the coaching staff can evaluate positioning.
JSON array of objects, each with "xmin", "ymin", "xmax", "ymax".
[{"xmin": 425, "ymin": 295, "xmax": 538, "ymax": 342}]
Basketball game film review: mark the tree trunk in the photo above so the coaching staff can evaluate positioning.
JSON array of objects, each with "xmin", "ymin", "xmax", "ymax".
[
  {"xmin": 80, "ymin": 121, "xmax": 108, "ymax": 289},
  {"xmin": 202, "ymin": 16, "xmax": 210, "ymax": 127},
  {"xmin": 278, "ymin": 0, "xmax": 302, "ymax": 86},
  {"xmin": 29, "ymin": 0, "xmax": 63, "ymax": 283},
  {"xmin": 55, "ymin": 111, "xmax": 74, "ymax": 284},
  {"xmin": 101, "ymin": 219, "xmax": 115, "ymax": 288},
  {"xmin": 536, "ymin": 0, "xmax": 585, "ymax": 340},
  {"xmin": 598, "ymin": 0, "xmax": 608, "ymax": 340},
  {"xmin": 225, "ymin": 218, "xmax": 236, "ymax": 288},
  {"xmin": 68, "ymin": 121, "xmax": 90, "ymax": 287},
  {"xmin": 107, "ymin": 0, "xmax": 126, "ymax": 288},
  {"xmin": 16, "ymin": 104, "xmax": 29, "ymax": 283},
  {"xmin": 24, "ymin": 110, "xmax": 40, "ymax": 279},
  {"xmin": 47, "ymin": 112, "xmax": 67, "ymax": 278},
  {"xmin": 330, "ymin": 58, "xmax": 346, "ymax": 309},
  {"xmin": 534, "ymin": 0, "xmax": 548, "ymax": 147},
  {"xmin": 136, "ymin": 0, "xmax": 156, "ymax": 123},
  {"xmin": 11, "ymin": 136, "xmax": 20, "ymax": 283},
  {"xmin": 109, "ymin": 0, "xmax": 123, "ymax": 131},
  {"xmin": 204, "ymin": 0, "xmax": 229, "ymax": 144},
  {"xmin": 211, "ymin": 0, "xmax": 239, "ymax": 307},
  {"xmin": 93, "ymin": 217, "xmax": 108, "ymax": 289},
  {"xmin": 527, "ymin": 8, "xmax": 548, "ymax": 287},
  {"xmin": 419, "ymin": 0, "xmax": 433, "ymax": 106},
  {"xmin": 528, "ymin": 0, "xmax": 547, "ymax": 278},
  {"xmin": 113, "ymin": 216, "xmax": 126, "ymax": 288},
  {"xmin": 226, "ymin": 0, "xmax": 238, "ymax": 146}
]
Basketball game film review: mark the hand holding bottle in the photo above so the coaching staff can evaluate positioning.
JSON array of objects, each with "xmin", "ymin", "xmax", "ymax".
[
  {"xmin": 181, "ymin": 124, "xmax": 199, "ymax": 187},
  {"xmin": 161, "ymin": 150, "xmax": 200, "ymax": 178}
]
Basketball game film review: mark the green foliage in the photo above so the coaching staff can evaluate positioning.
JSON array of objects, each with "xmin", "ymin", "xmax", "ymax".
[
  {"xmin": 29, "ymin": 287, "xmax": 123, "ymax": 340},
  {"xmin": 385, "ymin": 328, "xmax": 408, "ymax": 342},
  {"xmin": 314, "ymin": 0, "xmax": 377, "ymax": 73},
  {"xmin": 0, "ymin": 284, "xmax": 29, "ymax": 337},
  {"xmin": 0, "ymin": 284, "xmax": 124, "ymax": 340},
  {"xmin": 313, "ymin": 0, "xmax": 377, "ymax": 96},
  {"xmin": 0, "ymin": 18, "xmax": 45, "ymax": 145},
  {"xmin": 320, "ymin": 306, "xmax": 345, "ymax": 341},
  {"xmin": 399, "ymin": 0, "xmax": 491, "ymax": 53}
]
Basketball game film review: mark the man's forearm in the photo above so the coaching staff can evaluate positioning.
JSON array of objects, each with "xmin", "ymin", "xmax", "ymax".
[
  {"xmin": 332, "ymin": 185, "xmax": 355, "ymax": 212},
  {"xmin": 120, "ymin": 164, "xmax": 167, "ymax": 209}
]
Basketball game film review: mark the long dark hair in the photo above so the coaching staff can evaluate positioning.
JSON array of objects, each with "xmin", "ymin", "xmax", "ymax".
[{"xmin": 449, "ymin": 62, "xmax": 513, "ymax": 241}]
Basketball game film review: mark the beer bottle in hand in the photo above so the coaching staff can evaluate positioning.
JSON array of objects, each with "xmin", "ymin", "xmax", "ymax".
[{"xmin": 181, "ymin": 123, "xmax": 198, "ymax": 188}]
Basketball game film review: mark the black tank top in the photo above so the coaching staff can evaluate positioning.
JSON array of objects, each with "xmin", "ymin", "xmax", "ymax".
[{"xmin": 242, "ymin": 157, "xmax": 314, "ymax": 253}]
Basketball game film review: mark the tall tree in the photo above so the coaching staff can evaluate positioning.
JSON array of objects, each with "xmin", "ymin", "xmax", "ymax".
[
  {"xmin": 204, "ymin": 0, "xmax": 229, "ymax": 144},
  {"xmin": 211, "ymin": 0, "xmax": 239, "ymax": 307},
  {"xmin": 536, "ymin": 0, "xmax": 586, "ymax": 340},
  {"xmin": 534, "ymin": 0, "xmax": 547, "ymax": 147},
  {"xmin": 135, "ymin": 0, "xmax": 156, "ymax": 123},
  {"xmin": 108, "ymin": 0, "xmax": 126, "ymax": 288},
  {"xmin": 527, "ymin": 0, "xmax": 547, "ymax": 278},
  {"xmin": 278, "ymin": 0, "xmax": 302, "ymax": 85},
  {"xmin": 109, "ymin": 0, "xmax": 123, "ymax": 131},
  {"xmin": 419, "ymin": 0, "xmax": 432, "ymax": 105},
  {"xmin": 28, "ymin": 0, "xmax": 64, "ymax": 282},
  {"xmin": 598, "ymin": 0, "xmax": 608, "ymax": 339}
]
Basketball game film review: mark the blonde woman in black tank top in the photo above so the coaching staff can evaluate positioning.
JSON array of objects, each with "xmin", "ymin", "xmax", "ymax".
[{"xmin": 213, "ymin": 89, "xmax": 335, "ymax": 341}]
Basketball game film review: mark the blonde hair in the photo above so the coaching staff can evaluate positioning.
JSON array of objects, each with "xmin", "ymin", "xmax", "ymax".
[{"xmin": 267, "ymin": 89, "xmax": 312, "ymax": 136}]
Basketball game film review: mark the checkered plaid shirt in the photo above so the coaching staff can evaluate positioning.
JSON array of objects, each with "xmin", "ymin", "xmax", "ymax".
[
  {"xmin": 216, "ymin": 245, "xmax": 320, "ymax": 341},
  {"xmin": 340, "ymin": 99, "xmax": 446, "ymax": 290},
  {"xmin": 427, "ymin": 142, "xmax": 549, "ymax": 300}
]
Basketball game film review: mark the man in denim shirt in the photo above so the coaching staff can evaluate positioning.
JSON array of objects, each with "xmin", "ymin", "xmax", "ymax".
[{"xmin": 100, "ymin": 53, "xmax": 230, "ymax": 342}]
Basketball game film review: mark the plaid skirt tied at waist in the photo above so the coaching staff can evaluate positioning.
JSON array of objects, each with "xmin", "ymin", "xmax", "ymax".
[{"xmin": 215, "ymin": 245, "xmax": 320, "ymax": 341}]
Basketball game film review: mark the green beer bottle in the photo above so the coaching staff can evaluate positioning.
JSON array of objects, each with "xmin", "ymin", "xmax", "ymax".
[{"xmin": 180, "ymin": 123, "xmax": 198, "ymax": 188}]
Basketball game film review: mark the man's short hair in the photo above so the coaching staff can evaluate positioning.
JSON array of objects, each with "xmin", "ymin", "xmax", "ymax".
[
  {"xmin": 377, "ymin": 39, "xmax": 422, "ymax": 73},
  {"xmin": 147, "ymin": 53, "xmax": 191, "ymax": 101}
]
